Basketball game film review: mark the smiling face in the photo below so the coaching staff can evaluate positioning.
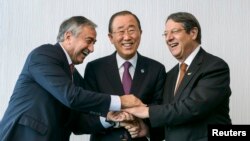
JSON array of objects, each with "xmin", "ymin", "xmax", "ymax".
[
  {"xmin": 108, "ymin": 14, "xmax": 142, "ymax": 60},
  {"xmin": 63, "ymin": 25, "xmax": 96, "ymax": 64},
  {"xmin": 164, "ymin": 19, "xmax": 198, "ymax": 62}
]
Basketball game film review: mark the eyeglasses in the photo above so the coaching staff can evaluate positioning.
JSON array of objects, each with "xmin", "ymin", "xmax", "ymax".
[
  {"xmin": 162, "ymin": 28, "xmax": 186, "ymax": 37},
  {"xmin": 112, "ymin": 28, "xmax": 138, "ymax": 36}
]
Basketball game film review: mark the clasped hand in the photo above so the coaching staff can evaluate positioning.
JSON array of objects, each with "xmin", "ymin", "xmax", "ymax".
[
  {"xmin": 119, "ymin": 94, "xmax": 149, "ymax": 119},
  {"xmin": 107, "ymin": 95, "xmax": 150, "ymax": 138},
  {"xmin": 107, "ymin": 111, "xmax": 149, "ymax": 138}
]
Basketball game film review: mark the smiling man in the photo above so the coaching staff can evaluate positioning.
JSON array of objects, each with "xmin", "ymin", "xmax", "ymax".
[
  {"xmin": 81, "ymin": 11, "xmax": 166, "ymax": 141},
  {"xmin": 0, "ymin": 16, "xmax": 145, "ymax": 141},
  {"xmin": 124, "ymin": 12, "xmax": 232, "ymax": 141}
]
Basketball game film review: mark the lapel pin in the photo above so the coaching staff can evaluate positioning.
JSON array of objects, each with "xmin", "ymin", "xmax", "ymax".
[
  {"xmin": 141, "ymin": 69, "xmax": 145, "ymax": 73},
  {"xmin": 187, "ymin": 72, "xmax": 192, "ymax": 75}
]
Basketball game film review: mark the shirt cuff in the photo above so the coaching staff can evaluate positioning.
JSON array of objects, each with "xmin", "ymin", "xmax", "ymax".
[
  {"xmin": 109, "ymin": 95, "xmax": 121, "ymax": 111},
  {"xmin": 100, "ymin": 116, "xmax": 113, "ymax": 128}
]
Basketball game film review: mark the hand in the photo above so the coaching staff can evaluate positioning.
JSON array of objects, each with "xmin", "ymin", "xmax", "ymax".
[
  {"xmin": 120, "ymin": 95, "xmax": 146, "ymax": 109},
  {"xmin": 106, "ymin": 111, "xmax": 135, "ymax": 122},
  {"xmin": 120, "ymin": 118, "xmax": 149, "ymax": 138},
  {"xmin": 123, "ymin": 106, "xmax": 149, "ymax": 119}
]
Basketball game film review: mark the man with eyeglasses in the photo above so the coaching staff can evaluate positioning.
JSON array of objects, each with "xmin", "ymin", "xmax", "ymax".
[
  {"xmin": 124, "ymin": 12, "xmax": 232, "ymax": 141},
  {"xmin": 0, "ymin": 16, "xmax": 145, "ymax": 141},
  {"xmin": 76, "ymin": 10, "xmax": 166, "ymax": 141}
]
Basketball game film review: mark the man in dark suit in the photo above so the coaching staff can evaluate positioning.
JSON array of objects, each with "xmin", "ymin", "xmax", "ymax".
[
  {"xmin": 81, "ymin": 11, "xmax": 166, "ymax": 141},
  {"xmin": 0, "ymin": 16, "xmax": 145, "ymax": 141},
  {"xmin": 124, "ymin": 12, "xmax": 232, "ymax": 141}
]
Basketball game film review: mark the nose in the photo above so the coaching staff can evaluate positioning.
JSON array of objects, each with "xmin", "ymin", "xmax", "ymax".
[
  {"xmin": 88, "ymin": 44, "xmax": 94, "ymax": 53},
  {"xmin": 164, "ymin": 34, "xmax": 174, "ymax": 47},
  {"xmin": 165, "ymin": 33, "xmax": 174, "ymax": 42},
  {"xmin": 123, "ymin": 31, "xmax": 132, "ymax": 40}
]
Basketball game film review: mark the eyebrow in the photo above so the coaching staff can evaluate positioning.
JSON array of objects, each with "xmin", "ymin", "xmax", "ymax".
[
  {"xmin": 86, "ymin": 37, "xmax": 96, "ymax": 42},
  {"xmin": 85, "ymin": 36, "xmax": 95, "ymax": 40},
  {"xmin": 115, "ymin": 25, "xmax": 136, "ymax": 30}
]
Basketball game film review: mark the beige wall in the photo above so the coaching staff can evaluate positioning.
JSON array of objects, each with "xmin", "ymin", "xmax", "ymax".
[{"xmin": 1, "ymin": 0, "xmax": 250, "ymax": 140}]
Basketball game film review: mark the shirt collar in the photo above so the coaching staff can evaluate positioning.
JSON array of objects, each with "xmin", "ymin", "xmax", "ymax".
[
  {"xmin": 59, "ymin": 42, "xmax": 72, "ymax": 65},
  {"xmin": 116, "ymin": 53, "xmax": 138, "ymax": 69},
  {"xmin": 181, "ymin": 45, "xmax": 201, "ymax": 67}
]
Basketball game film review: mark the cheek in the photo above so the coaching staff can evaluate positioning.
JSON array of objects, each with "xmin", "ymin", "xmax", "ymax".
[
  {"xmin": 180, "ymin": 39, "xmax": 189, "ymax": 49},
  {"xmin": 134, "ymin": 35, "xmax": 141, "ymax": 42},
  {"xmin": 112, "ymin": 36, "xmax": 122, "ymax": 43}
]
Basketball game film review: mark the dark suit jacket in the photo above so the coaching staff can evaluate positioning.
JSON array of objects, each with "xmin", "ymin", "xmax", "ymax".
[
  {"xmin": 149, "ymin": 48, "xmax": 232, "ymax": 141},
  {"xmin": 83, "ymin": 52, "xmax": 166, "ymax": 141},
  {"xmin": 0, "ymin": 43, "xmax": 111, "ymax": 141}
]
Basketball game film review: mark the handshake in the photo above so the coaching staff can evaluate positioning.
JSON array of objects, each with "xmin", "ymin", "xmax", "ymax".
[
  {"xmin": 106, "ymin": 95, "xmax": 151, "ymax": 138},
  {"xmin": 119, "ymin": 94, "xmax": 150, "ymax": 119}
]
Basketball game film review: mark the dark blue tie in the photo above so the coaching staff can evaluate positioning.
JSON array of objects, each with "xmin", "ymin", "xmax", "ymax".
[{"xmin": 122, "ymin": 61, "xmax": 132, "ymax": 94}]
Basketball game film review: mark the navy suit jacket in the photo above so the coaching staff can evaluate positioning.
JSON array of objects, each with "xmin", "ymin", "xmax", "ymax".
[
  {"xmin": 82, "ymin": 52, "xmax": 166, "ymax": 141},
  {"xmin": 149, "ymin": 48, "xmax": 232, "ymax": 141},
  {"xmin": 0, "ymin": 43, "xmax": 111, "ymax": 141}
]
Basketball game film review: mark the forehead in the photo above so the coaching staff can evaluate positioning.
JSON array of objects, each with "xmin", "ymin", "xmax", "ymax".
[
  {"xmin": 165, "ymin": 19, "xmax": 184, "ymax": 29},
  {"xmin": 112, "ymin": 14, "xmax": 138, "ymax": 29}
]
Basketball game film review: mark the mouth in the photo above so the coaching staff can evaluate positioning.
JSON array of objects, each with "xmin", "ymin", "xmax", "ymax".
[
  {"xmin": 122, "ymin": 42, "xmax": 133, "ymax": 48},
  {"xmin": 168, "ymin": 42, "xmax": 179, "ymax": 48},
  {"xmin": 82, "ymin": 49, "xmax": 90, "ymax": 57}
]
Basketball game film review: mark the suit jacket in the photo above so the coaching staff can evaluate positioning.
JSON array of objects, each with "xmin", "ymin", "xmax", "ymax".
[
  {"xmin": 149, "ymin": 48, "xmax": 232, "ymax": 141},
  {"xmin": 0, "ymin": 43, "xmax": 111, "ymax": 141},
  {"xmin": 82, "ymin": 52, "xmax": 166, "ymax": 141}
]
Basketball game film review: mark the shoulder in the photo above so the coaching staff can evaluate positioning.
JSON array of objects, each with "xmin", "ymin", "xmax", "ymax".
[
  {"xmin": 30, "ymin": 43, "xmax": 59, "ymax": 55},
  {"xmin": 87, "ymin": 54, "xmax": 114, "ymax": 66},
  {"xmin": 139, "ymin": 54, "xmax": 165, "ymax": 68},
  {"xmin": 201, "ymin": 49, "xmax": 229, "ymax": 68},
  {"xmin": 28, "ymin": 43, "xmax": 65, "ymax": 63}
]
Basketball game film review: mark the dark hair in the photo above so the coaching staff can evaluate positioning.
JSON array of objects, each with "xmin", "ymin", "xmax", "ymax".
[
  {"xmin": 57, "ymin": 16, "xmax": 97, "ymax": 42},
  {"xmin": 167, "ymin": 12, "xmax": 201, "ymax": 44},
  {"xmin": 108, "ymin": 10, "xmax": 141, "ymax": 33}
]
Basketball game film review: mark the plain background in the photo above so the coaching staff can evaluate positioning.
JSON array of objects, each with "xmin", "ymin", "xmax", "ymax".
[{"xmin": 1, "ymin": 0, "xmax": 249, "ymax": 140}]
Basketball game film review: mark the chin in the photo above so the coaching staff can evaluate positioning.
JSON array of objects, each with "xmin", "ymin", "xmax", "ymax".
[
  {"xmin": 76, "ymin": 59, "xmax": 84, "ymax": 64},
  {"xmin": 172, "ymin": 53, "xmax": 180, "ymax": 59}
]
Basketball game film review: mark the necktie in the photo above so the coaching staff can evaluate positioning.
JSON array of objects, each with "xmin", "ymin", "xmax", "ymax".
[
  {"xmin": 122, "ymin": 61, "xmax": 132, "ymax": 94},
  {"xmin": 69, "ymin": 63, "xmax": 75, "ymax": 75},
  {"xmin": 121, "ymin": 61, "xmax": 132, "ymax": 141},
  {"xmin": 175, "ymin": 63, "xmax": 187, "ymax": 94}
]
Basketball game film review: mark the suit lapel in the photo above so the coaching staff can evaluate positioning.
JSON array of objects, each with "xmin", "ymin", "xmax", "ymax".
[
  {"xmin": 174, "ymin": 48, "xmax": 205, "ymax": 99},
  {"xmin": 130, "ymin": 54, "xmax": 146, "ymax": 97},
  {"xmin": 55, "ymin": 43, "xmax": 72, "ymax": 78},
  {"xmin": 104, "ymin": 53, "xmax": 124, "ymax": 95},
  {"xmin": 164, "ymin": 65, "xmax": 179, "ymax": 103}
]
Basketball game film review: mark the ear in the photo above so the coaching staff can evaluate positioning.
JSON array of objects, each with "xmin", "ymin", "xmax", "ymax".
[
  {"xmin": 190, "ymin": 27, "xmax": 198, "ymax": 40},
  {"xmin": 139, "ymin": 30, "xmax": 143, "ymax": 35},
  {"xmin": 108, "ymin": 33, "xmax": 114, "ymax": 44},
  {"xmin": 64, "ymin": 31, "xmax": 73, "ymax": 42}
]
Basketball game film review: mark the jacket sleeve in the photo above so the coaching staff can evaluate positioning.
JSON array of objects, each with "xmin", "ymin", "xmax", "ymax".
[
  {"xmin": 28, "ymin": 49, "xmax": 111, "ymax": 117},
  {"xmin": 149, "ymin": 59, "xmax": 231, "ymax": 127}
]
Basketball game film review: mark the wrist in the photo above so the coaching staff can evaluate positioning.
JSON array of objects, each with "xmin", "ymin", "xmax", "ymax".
[
  {"xmin": 113, "ymin": 121, "xmax": 120, "ymax": 128},
  {"xmin": 105, "ymin": 118, "xmax": 115, "ymax": 126},
  {"xmin": 105, "ymin": 118, "xmax": 121, "ymax": 128}
]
